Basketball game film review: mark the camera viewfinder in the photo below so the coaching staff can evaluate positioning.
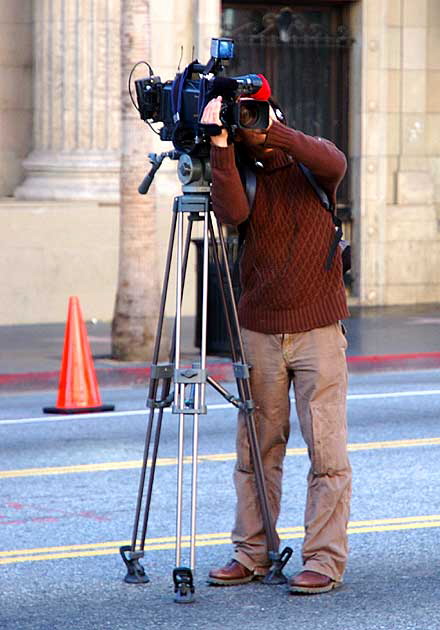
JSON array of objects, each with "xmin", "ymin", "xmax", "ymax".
[{"xmin": 211, "ymin": 38, "xmax": 234, "ymax": 60}]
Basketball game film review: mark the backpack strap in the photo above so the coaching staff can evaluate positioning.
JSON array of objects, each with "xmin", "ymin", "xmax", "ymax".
[
  {"xmin": 237, "ymin": 159, "xmax": 349, "ymax": 273},
  {"xmin": 237, "ymin": 160, "xmax": 256, "ymax": 248},
  {"xmin": 243, "ymin": 162, "xmax": 257, "ymax": 210},
  {"xmin": 298, "ymin": 163, "xmax": 343, "ymax": 271},
  {"xmin": 297, "ymin": 163, "xmax": 331, "ymax": 211}
]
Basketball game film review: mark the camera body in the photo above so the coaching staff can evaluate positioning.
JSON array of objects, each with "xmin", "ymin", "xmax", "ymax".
[{"xmin": 134, "ymin": 38, "xmax": 269, "ymax": 155}]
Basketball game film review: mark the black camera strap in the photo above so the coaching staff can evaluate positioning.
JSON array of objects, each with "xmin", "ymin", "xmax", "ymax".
[
  {"xmin": 171, "ymin": 64, "xmax": 194, "ymax": 123},
  {"xmin": 198, "ymin": 78, "xmax": 209, "ymax": 120},
  {"xmin": 197, "ymin": 78, "xmax": 224, "ymax": 137}
]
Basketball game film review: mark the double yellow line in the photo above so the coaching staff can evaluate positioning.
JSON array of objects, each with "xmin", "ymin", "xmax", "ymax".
[
  {"xmin": 1, "ymin": 436, "xmax": 440, "ymax": 479},
  {"xmin": 1, "ymin": 514, "xmax": 440, "ymax": 566},
  {"xmin": 1, "ymin": 437, "xmax": 439, "ymax": 565}
]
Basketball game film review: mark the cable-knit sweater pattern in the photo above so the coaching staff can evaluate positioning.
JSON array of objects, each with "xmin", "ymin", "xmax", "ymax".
[{"xmin": 210, "ymin": 121, "xmax": 350, "ymax": 333}]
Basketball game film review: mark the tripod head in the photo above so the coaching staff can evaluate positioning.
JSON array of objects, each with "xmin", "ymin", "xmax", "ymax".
[
  {"xmin": 177, "ymin": 155, "xmax": 211, "ymax": 194},
  {"xmin": 138, "ymin": 151, "xmax": 212, "ymax": 196}
]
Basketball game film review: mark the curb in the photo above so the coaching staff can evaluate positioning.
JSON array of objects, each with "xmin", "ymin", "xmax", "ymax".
[
  {"xmin": 1, "ymin": 352, "xmax": 440, "ymax": 393},
  {"xmin": 346, "ymin": 352, "xmax": 440, "ymax": 372}
]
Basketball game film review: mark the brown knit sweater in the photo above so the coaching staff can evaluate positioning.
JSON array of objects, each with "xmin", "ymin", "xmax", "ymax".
[{"xmin": 210, "ymin": 120, "xmax": 349, "ymax": 333}]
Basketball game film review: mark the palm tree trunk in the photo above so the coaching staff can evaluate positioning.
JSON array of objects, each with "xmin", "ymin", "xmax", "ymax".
[{"xmin": 112, "ymin": 0, "xmax": 160, "ymax": 360}]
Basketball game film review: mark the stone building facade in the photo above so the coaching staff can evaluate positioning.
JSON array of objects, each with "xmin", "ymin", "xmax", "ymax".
[{"xmin": 0, "ymin": 0, "xmax": 439, "ymax": 324}]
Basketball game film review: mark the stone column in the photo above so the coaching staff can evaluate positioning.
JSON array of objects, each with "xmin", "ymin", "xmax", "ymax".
[
  {"xmin": 355, "ymin": 0, "xmax": 440, "ymax": 306},
  {"xmin": 15, "ymin": 0, "xmax": 121, "ymax": 202},
  {"xmin": 148, "ymin": 0, "xmax": 221, "ymax": 320},
  {"xmin": 196, "ymin": 0, "xmax": 221, "ymax": 61},
  {"xmin": 383, "ymin": 0, "xmax": 439, "ymax": 304},
  {"xmin": 395, "ymin": 0, "xmax": 432, "ymax": 207},
  {"xmin": 354, "ymin": 0, "xmax": 389, "ymax": 306}
]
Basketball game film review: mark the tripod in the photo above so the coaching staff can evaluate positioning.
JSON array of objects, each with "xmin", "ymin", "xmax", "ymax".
[{"xmin": 119, "ymin": 152, "xmax": 292, "ymax": 603}]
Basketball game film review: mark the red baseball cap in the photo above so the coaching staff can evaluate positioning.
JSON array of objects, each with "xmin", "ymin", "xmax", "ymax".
[{"xmin": 252, "ymin": 74, "xmax": 272, "ymax": 101}]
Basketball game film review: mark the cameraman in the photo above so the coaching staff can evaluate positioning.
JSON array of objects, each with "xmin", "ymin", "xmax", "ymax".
[{"xmin": 201, "ymin": 92, "xmax": 351, "ymax": 594}]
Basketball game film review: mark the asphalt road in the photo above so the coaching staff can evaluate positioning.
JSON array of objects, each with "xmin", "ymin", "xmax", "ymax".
[{"xmin": 1, "ymin": 369, "xmax": 440, "ymax": 629}]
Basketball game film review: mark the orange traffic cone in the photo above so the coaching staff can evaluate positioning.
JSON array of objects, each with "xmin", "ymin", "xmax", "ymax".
[{"xmin": 43, "ymin": 297, "xmax": 114, "ymax": 414}]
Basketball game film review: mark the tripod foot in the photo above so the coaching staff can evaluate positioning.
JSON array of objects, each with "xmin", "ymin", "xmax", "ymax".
[
  {"xmin": 261, "ymin": 547, "xmax": 293, "ymax": 585},
  {"xmin": 120, "ymin": 545, "xmax": 150, "ymax": 584},
  {"xmin": 173, "ymin": 567, "xmax": 195, "ymax": 603}
]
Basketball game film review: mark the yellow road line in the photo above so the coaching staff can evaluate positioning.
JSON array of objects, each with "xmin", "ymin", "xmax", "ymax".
[
  {"xmin": 1, "ymin": 515, "xmax": 439, "ymax": 565},
  {"xmin": 0, "ymin": 455, "xmax": 235, "ymax": 478},
  {"xmin": 346, "ymin": 437, "xmax": 440, "ymax": 451},
  {"xmin": 1, "ymin": 436, "xmax": 440, "ymax": 479},
  {"xmin": 0, "ymin": 531, "xmax": 232, "ymax": 557}
]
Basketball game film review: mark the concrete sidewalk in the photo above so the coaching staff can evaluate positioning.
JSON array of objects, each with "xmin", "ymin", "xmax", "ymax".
[{"xmin": 0, "ymin": 303, "xmax": 439, "ymax": 392}]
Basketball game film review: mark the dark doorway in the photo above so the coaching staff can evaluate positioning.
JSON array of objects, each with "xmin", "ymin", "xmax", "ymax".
[{"xmin": 221, "ymin": 2, "xmax": 354, "ymax": 219}]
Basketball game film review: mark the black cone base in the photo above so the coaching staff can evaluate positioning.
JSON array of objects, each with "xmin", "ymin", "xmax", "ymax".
[{"xmin": 43, "ymin": 404, "xmax": 115, "ymax": 414}]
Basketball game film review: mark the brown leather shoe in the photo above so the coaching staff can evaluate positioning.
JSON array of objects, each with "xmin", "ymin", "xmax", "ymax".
[
  {"xmin": 207, "ymin": 560, "xmax": 256, "ymax": 586},
  {"xmin": 289, "ymin": 570, "xmax": 341, "ymax": 594}
]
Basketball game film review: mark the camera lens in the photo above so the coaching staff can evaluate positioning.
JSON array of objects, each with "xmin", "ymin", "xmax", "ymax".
[{"xmin": 239, "ymin": 102, "xmax": 259, "ymax": 128}]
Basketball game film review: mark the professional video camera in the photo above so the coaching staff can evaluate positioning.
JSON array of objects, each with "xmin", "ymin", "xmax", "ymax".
[{"xmin": 132, "ymin": 37, "xmax": 271, "ymax": 156}]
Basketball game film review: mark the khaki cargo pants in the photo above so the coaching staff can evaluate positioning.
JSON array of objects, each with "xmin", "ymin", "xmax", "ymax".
[{"xmin": 232, "ymin": 323, "xmax": 352, "ymax": 582}]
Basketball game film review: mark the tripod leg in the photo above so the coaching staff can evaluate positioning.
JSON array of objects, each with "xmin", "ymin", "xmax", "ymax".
[
  {"xmin": 171, "ymin": 207, "xmax": 194, "ymax": 604},
  {"xmin": 120, "ymin": 206, "xmax": 179, "ymax": 584},
  {"xmin": 172, "ymin": 403, "xmax": 197, "ymax": 604},
  {"xmin": 210, "ymin": 216, "xmax": 292, "ymax": 584},
  {"xmin": 174, "ymin": 208, "xmax": 186, "ymax": 571},
  {"xmin": 173, "ymin": 199, "xmax": 211, "ymax": 603},
  {"xmin": 139, "ymin": 209, "xmax": 196, "ymax": 555},
  {"xmin": 122, "ymin": 195, "xmax": 201, "ymax": 587},
  {"xmin": 190, "ymin": 406, "xmax": 200, "ymax": 570},
  {"xmin": 189, "ymin": 207, "xmax": 208, "ymax": 572},
  {"xmin": 173, "ymin": 388, "xmax": 195, "ymax": 603},
  {"xmin": 175, "ymin": 410, "xmax": 185, "ymax": 567}
]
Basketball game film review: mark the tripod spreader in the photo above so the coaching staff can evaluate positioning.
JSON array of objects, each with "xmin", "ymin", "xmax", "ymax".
[{"xmin": 206, "ymin": 375, "xmax": 241, "ymax": 408}]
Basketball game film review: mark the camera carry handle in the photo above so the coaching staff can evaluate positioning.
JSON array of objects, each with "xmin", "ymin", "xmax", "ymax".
[{"xmin": 120, "ymin": 155, "xmax": 292, "ymax": 603}]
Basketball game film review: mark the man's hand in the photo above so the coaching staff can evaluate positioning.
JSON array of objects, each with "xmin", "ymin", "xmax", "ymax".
[
  {"xmin": 268, "ymin": 104, "xmax": 278, "ymax": 125},
  {"xmin": 200, "ymin": 96, "xmax": 229, "ymax": 148},
  {"xmin": 200, "ymin": 96, "xmax": 277, "ymax": 150}
]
